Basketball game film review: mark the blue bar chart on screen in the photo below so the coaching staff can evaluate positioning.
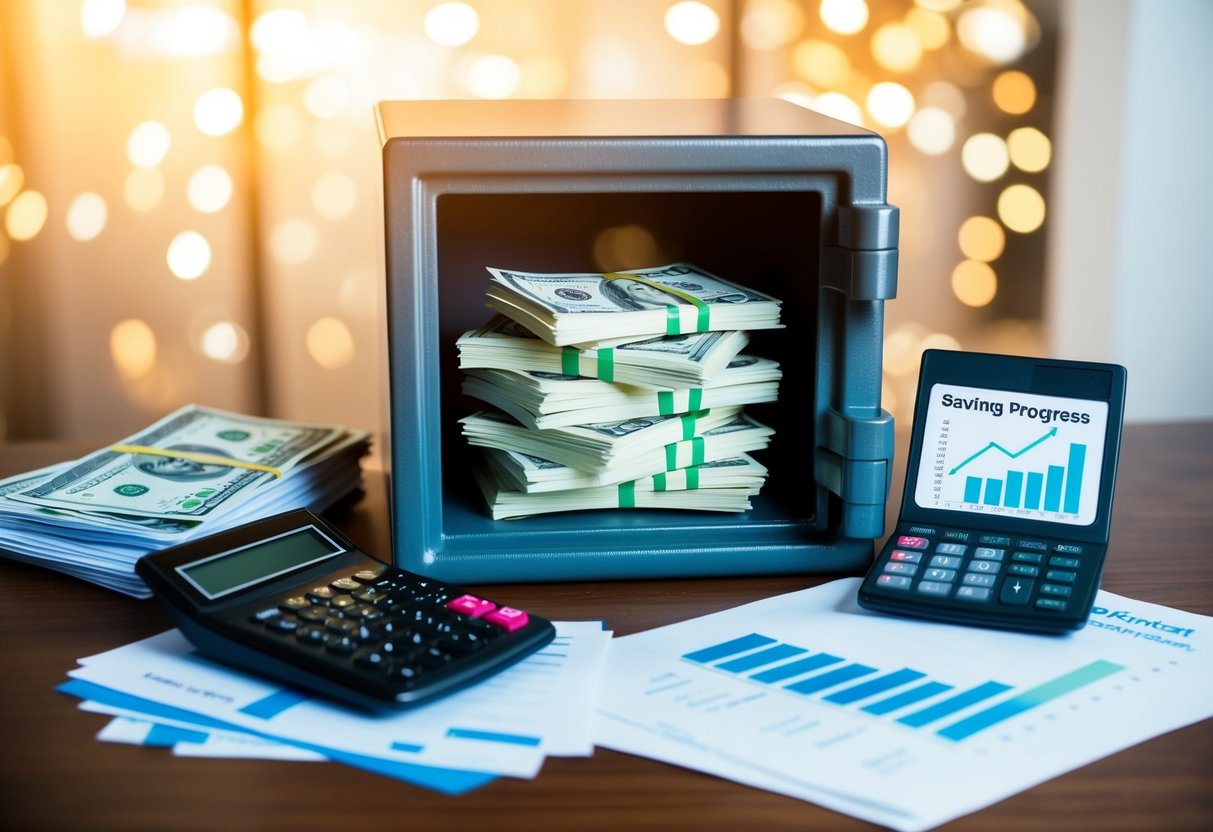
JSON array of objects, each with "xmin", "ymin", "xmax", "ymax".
[{"xmin": 594, "ymin": 579, "xmax": 1213, "ymax": 832}]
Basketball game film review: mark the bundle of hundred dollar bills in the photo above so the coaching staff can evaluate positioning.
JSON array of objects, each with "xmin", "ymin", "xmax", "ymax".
[
  {"xmin": 0, "ymin": 405, "xmax": 369, "ymax": 598},
  {"xmin": 457, "ymin": 263, "xmax": 783, "ymax": 519}
]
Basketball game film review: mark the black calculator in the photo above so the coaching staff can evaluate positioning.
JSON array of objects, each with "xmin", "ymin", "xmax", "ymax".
[
  {"xmin": 136, "ymin": 509, "xmax": 556, "ymax": 710},
  {"xmin": 858, "ymin": 350, "xmax": 1127, "ymax": 633}
]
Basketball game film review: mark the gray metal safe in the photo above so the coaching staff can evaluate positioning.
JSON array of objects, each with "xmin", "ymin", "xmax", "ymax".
[{"xmin": 375, "ymin": 98, "xmax": 897, "ymax": 583}]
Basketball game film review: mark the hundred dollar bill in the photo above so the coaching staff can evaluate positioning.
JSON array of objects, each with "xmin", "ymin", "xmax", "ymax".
[
  {"xmin": 457, "ymin": 314, "xmax": 750, "ymax": 390},
  {"xmin": 484, "ymin": 412, "xmax": 775, "ymax": 492},
  {"xmin": 485, "ymin": 262, "xmax": 783, "ymax": 346},
  {"xmin": 462, "ymin": 355, "xmax": 780, "ymax": 430},
  {"xmin": 9, "ymin": 405, "xmax": 346, "ymax": 521},
  {"xmin": 458, "ymin": 406, "xmax": 742, "ymax": 472},
  {"xmin": 474, "ymin": 455, "xmax": 764, "ymax": 520}
]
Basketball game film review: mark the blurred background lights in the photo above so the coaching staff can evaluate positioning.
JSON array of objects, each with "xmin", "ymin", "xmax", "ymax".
[
  {"xmin": 906, "ymin": 106, "xmax": 955, "ymax": 155},
  {"xmin": 110, "ymin": 318, "xmax": 157, "ymax": 380},
  {"xmin": 66, "ymin": 192, "xmax": 108, "ymax": 242},
  {"xmin": 812, "ymin": 91, "xmax": 863, "ymax": 126},
  {"xmin": 819, "ymin": 0, "xmax": 870, "ymax": 36},
  {"xmin": 199, "ymin": 320, "xmax": 249, "ymax": 364},
  {"xmin": 998, "ymin": 183, "xmax": 1046, "ymax": 233},
  {"xmin": 5, "ymin": 190, "xmax": 48, "ymax": 241},
  {"xmin": 126, "ymin": 120, "xmax": 170, "ymax": 168},
  {"xmin": 123, "ymin": 168, "xmax": 164, "ymax": 212},
  {"xmin": 741, "ymin": 0, "xmax": 805, "ymax": 51},
  {"xmin": 311, "ymin": 171, "xmax": 358, "ymax": 221},
  {"xmin": 915, "ymin": 0, "xmax": 963, "ymax": 12},
  {"xmin": 665, "ymin": 2, "xmax": 721, "ymax": 46},
  {"xmin": 466, "ymin": 54, "xmax": 521, "ymax": 99},
  {"xmin": 792, "ymin": 40, "xmax": 851, "ymax": 88},
  {"xmin": 424, "ymin": 2, "xmax": 480, "ymax": 47},
  {"xmin": 904, "ymin": 6, "xmax": 950, "ymax": 50},
  {"xmin": 166, "ymin": 231, "xmax": 212, "ymax": 280},
  {"xmin": 304, "ymin": 76, "xmax": 349, "ymax": 119},
  {"xmin": 193, "ymin": 88, "xmax": 244, "ymax": 137},
  {"xmin": 951, "ymin": 259, "xmax": 998, "ymax": 307},
  {"xmin": 0, "ymin": 163, "xmax": 24, "ymax": 205},
  {"xmin": 871, "ymin": 23, "xmax": 922, "ymax": 73},
  {"xmin": 921, "ymin": 79, "xmax": 966, "ymax": 118},
  {"xmin": 250, "ymin": 8, "xmax": 310, "ymax": 82},
  {"xmin": 961, "ymin": 132, "xmax": 1010, "ymax": 182},
  {"xmin": 958, "ymin": 215, "xmax": 1006, "ymax": 262},
  {"xmin": 187, "ymin": 165, "xmax": 234, "ymax": 214},
  {"xmin": 80, "ymin": 0, "xmax": 126, "ymax": 40},
  {"xmin": 269, "ymin": 218, "xmax": 319, "ymax": 265},
  {"xmin": 957, "ymin": 0, "xmax": 1033, "ymax": 65},
  {"xmin": 867, "ymin": 82, "xmax": 915, "ymax": 128},
  {"xmin": 593, "ymin": 224, "xmax": 663, "ymax": 272},
  {"xmin": 1007, "ymin": 126, "xmax": 1051, "ymax": 172},
  {"xmin": 254, "ymin": 104, "xmax": 303, "ymax": 151},
  {"xmin": 306, "ymin": 317, "xmax": 356, "ymax": 370},
  {"xmin": 992, "ymin": 69, "xmax": 1036, "ymax": 114}
]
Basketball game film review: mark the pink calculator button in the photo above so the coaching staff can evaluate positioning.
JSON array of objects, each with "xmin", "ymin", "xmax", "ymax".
[
  {"xmin": 485, "ymin": 607, "xmax": 530, "ymax": 632},
  {"xmin": 446, "ymin": 594, "xmax": 497, "ymax": 618},
  {"xmin": 896, "ymin": 535, "xmax": 929, "ymax": 549}
]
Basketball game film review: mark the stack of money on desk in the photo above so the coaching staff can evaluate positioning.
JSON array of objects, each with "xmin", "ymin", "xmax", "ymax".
[
  {"xmin": 456, "ymin": 263, "xmax": 783, "ymax": 519},
  {"xmin": 0, "ymin": 405, "xmax": 369, "ymax": 598}
]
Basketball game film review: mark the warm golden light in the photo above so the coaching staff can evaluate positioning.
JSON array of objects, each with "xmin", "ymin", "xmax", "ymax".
[
  {"xmin": 951, "ymin": 260, "xmax": 998, "ymax": 307},
  {"xmin": 906, "ymin": 106, "xmax": 955, "ymax": 155},
  {"xmin": 921, "ymin": 80, "xmax": 966, "ymax": 118},
  {"xmin": 269, "ymin": 218, "xmax": 318, "ymax": 265},
  {"xmin": 813, "ymin": 92, "xmax": 863, "ymax": 126},
  {"xmin": 961, "ymin": 133, "xmax": 1009, "ymax": 182},
  {"xmin": 905, "ymin": 7, "xmax": 950, "ymax": 50},
  {"xmin": 791, "ymin": 40, "xmax": 851, "ymax": 88},
  {"xmin": 254, "ymin": 104, "xmax": 303, "ymax": 151},
  {"xmin": 339, "ymin": 268, "xmax": 379, "ymax": 319},
  {"xmin": 0, "ymin": 163, "xmax": 24, "ymax": 206},
  {"xmin": 688, "ymin": 59, "xmax": 730, "ymax": 96},
  {"xmin": 517, "ymin": 55, "xmax": 569, "ymax": 98},
  {"xmin": 311, "ymin": 171, "xmax": 358, "ymax": 221},
  {"xmin": 110, "ymin": 318, "xmax": 157, "ymax": 380},
  {"xmin": 871, "ymin": 23, "xmax": 922, "ymax": 73},
  {"xmin": 187, "ymin": 165, "xmax": 234, "ymax": 214},
  {"xmin": 992, "ymin": 69, "xmax": 1036, "ymax": 114},
  {"xmin": 66, "ymin": 192, "xmax": 108, "ymax": 242},
  {"xmin": 250, "ymin": 8, "xmax": 310, "ymax": 82},
  {"xmin": 820, "ymin": 0, "xmax": 869, "ymax": 35},
  {"xmin": 957, "ymin": 1, "xmax": 1030, "ymax": 65},
  {"xmin": 998, "ymin": 184, "xmax": 1046, "ymax": 233},
  {"xmin": 126, "ymin": 120, "xmax": 171, "ymax": 168},
  {"xmin": 5, "ymin": 190, "xmax": 48, "ymax": 241},
  {"xmin": 0, "ymin": 234, "xmax": 9, "ymax": 269},
  {"xmin": 867, "ymin": 82, "xmax": 915, "ymax": 128},
  {"xmin": 915, "ymin": 0, "xmax": 963, "ymax": 12},
  {"xmin": 306, "ymin": 317, "xmax": 356, "ymax": 370},
  {"xmin": 124, "ymin": 168, "xmax": 165, "ymax": 212},
  {"xmin": 593, "ymin": 225, "xmax": 662, "ymax": 272},
  {"xmin": 166, "ymin": 231, "xmax": 212, "ymax": 280},
  {"xmin": 194, "ymin": 88, "xmax": 244, "ymax": 137},
  {"xmin": 199, "ymin": 320, "xmax": 249, "ymax": 364},
  {"xmin": 1007, "ymin": 126, "xmax": 1051, "ymax": 173},
  {"xmin": 741, "ymin": 0, "xmax": 805, "ymax": 51},
  {"xmin": 958, "ymin": 215, "xmax": 1006, "ymax": 262},
  {"xmin": 81, "ymin": 0, "xmax": 126, "ymax": 40},
  {"xmin": 304, "ymin": 76, "xmax": 349, "ymax": 119},
  {"xmin": 466, "ymin": 54, "xmax": 521, "ymax": 99},
  {"xmin": 424, "ymin": 2, "xmax": 480, "ymax": 47},
  {"xmin": 665, "ymin": 2, "xmax": 721, "ymax": 46}
]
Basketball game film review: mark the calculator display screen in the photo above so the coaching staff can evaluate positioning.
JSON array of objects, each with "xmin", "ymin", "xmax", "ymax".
[
  {"xmin": 912, "ymin": 383, "xmax": 1109, "ymax": 526},
  {"xmin": 177, "ymin": 525, "xmax": 344, "ymax": 599}
]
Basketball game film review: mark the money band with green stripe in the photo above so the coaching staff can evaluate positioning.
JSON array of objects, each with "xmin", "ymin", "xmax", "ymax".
[
  {"xmin": 658, "ymin": 388, "xmax": 703, "ymax": 416},
  {"xmin": 654, "ymin": 468, "xmax": 700, "ymax": 491},
  {"xmin": 604, "ymin": 272, "xmax": 711, "ymax": 335},
  {"xmin": 617, "ymin": 481, "xmax": 635, "ymax": 507},
  {"xmin": 680, "ymin": 410, "xmax": 708, "ymax": 440},
  {"xmin": 561, "ymin": 347, "xmax": 614, "ymax": 382},
  {"xmin": 665, "ymin": 436, "xmax": 705, "ymax": 470}
]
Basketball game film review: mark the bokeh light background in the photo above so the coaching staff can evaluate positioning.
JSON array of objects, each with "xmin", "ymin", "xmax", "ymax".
[{"xmin": 0, "ymin": 0, "xmax": 1067, "ymax": 445}]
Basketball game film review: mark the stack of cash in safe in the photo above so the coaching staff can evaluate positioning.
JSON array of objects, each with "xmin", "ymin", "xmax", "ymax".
[
  {"xmin": 456, "ymin": 263, "xmax": 783, "ymax": 519},
  {"xmin": 0, "ymin": 405, "xmax": 369, "ymax": 597}
]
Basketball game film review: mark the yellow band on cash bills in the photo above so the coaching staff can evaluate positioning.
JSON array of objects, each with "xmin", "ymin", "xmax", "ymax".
[
  {"xmin": 111, "ymin": 444, "xmax": 284, "ymax": 478},
  {"xmin": 603, "ymin": 272, "xmax": 711, "ymax": 335}
]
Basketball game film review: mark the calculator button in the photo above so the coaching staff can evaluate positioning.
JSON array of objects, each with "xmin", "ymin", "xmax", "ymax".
[
  {"xmin": 307, "ymin": 586, "xmax": 337, "ymax": 603},
  {"xmin": 999, "ymin": 578, "xmax": 1035, "ymax": 605},
  {"xmin": 876, "ymin": 574, "xmax": 912, "ymax": 590},
  {"xmin": 447, "ymin": 594, "xmax": 497, "ymax": 618},
  {"xmin": 249, "ymin": 607, "xmax": 282, "ymax": 624},
  {"xmin": 935, "ymin": 543, "xmax": 967, "ymax": 556},
  {"xmin": 929, "ymin": 555, "xmax": 962, "ymax": 569},
  {"xmin": 437, "ymin": 632, "xmax": 487, "ymax": 654},
  {"xmin": 916, "ymin": 581, "xmax": 951, "ymax": 596},
  {"xmin": 1040, "ymin": 583, "xmax": 1073, "ymax": 597},
  {"xmin": 889, "ymin": 550, "xmax": 922, "ymax": 563},
  {"xmin": 353, "ymin": 587, "xmax": 387, "ymax": 603},
  {"xmin": 353, "ymin": 648, "xmax": 390, "ymax": 670},
  {"xmin": 978, "ymin": 534, "xmax": 1012, "ymax": 547},
  {"xmin": 923, "ymin": 568, "xmax": 957, "ymax": 582},
  {"xmin": 266, "ymin": 617, "xmax": 300, "ymax": 635},
  {"xmin": 1016, "ymin": 539, "xmax": 1049, "ymax": 552},
  {"xmin": 883, "ymin": 561, "xmax": 918, "ymax": 576},
  {"xmin": 297, "ymin": 605, "xmax": 330, "ymax": 622},
  {"xmin": 296, "ymin": 624, "xmax": 327, "ymax": 644},
  {"xmin": 1012, "ymin": 551, "xmax": 1043, "ymax": 564},
  {"xmin": 485, "ymin": 607, "xmax": 530, "ymax": 632},
  {"xmin": 962, "ymin": 573, "xmax": 996, "ymax": 588},
  {"xmin": 350, "ymin": 604, "xmax": 384, "ymax": 621},
  {"xmin": 417, "ymin": 646, "xmax": 453, "ymax": 669},
  {"xmin": 955, "ymin": 586, "xmax": 992, "ymax": 602},
  {"xmin": 967, "ymin": 559, "xmax": 1001, "ymax": 575},
  {"xmin": 331, "ymin": 577, "xmax": 361, "ymax": 592},
  {"xmin": 1007, "ymin": 564, "xmax": 1040, "ymax": 577},
  {"xmin": 388, "ymin": 663, "xmax": 422, "ymax": 685},
  {"xmin": 352, "ymin": 567, "xmax": 387, "ymax": 583},
  {"xmin": 1049, "ymin": 556, "xmax": 1081, "ymax": 569},
  {"xmin": 941, "ymin": 529, "xmax": 970, "ymax": 542},
  {"xmin": 973, "ymin": 547, "xmax": 1005, "ymax": 561},
  {"xmin": 325, "ymin": 618, "xmax": 360, "ymax": 636},
  {"xmin": 906, "ymin": 526, "xmax": 938, "ymax": 537},
  {"xmin": 896, "ymin": 536, "xmax": 929, "ymax": 549},
  {"xmin": 1054, "ymin": 544, "xmax": 1084, "ymax": 555},
  {"xmin": 280, "ymin": 596, "xmax": 311, "ymax": 612},
  {"xmin": 329, "ymin": 595, "xmax": 357, "ymax": 610},
  {"xmin": 1046, "ymin": 569, "xmax": 1077, "ymax": 583},
  {"xmin": 1035, "ymin": 597, "xmax": 1068, "ymax": 611},
  {"xmin": 324, "ymin": 634, "xmax": 358, "ymax": 655}
]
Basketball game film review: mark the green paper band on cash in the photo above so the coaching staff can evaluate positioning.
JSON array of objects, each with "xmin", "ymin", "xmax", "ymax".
[
  {"xmin": 562, "ymin": 346, "xmax": 614, "ymax": 382},
  {"xmin": 659, "ymin": 388, "xmax": 704, "ymax": 416},
  {"xmin": 111, "ymin": 444, "xmax": 284, "ymax": 478},
  {"xmin": 680, "ymin": 410, "xmax": 708, "ymax": 440},
  {"xmin": 666, "ymin": 437, "xmax": 706, "ymax": 470},
  {"xmin": 604, "ymin": 272, "xmax": 711, "ymax": 335},
  {"xmin": 617, "ymin": 481, "xmax": 636, "ymax": 508},
  {"xmin": 654, "ymin": 468, "xmax": 699, "ymax": 492}
]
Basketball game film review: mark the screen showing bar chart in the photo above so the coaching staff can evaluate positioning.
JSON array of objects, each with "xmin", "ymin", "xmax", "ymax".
[{"xmin": 913, "ymin": 383, "xmax": 1109, "ymax": 525}]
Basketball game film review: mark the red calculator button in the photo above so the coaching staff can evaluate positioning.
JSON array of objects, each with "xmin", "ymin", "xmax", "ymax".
[
  {"xmin": 446, "ymin": 594, "xmax": 497, "ymax": 618},
  {"xmin": 896, "ymin": 535, "xmax": 929, "ymax": 549},
  {"xmin": 485, "ymin": 607, "xmax": 530, "ymax": 632}
]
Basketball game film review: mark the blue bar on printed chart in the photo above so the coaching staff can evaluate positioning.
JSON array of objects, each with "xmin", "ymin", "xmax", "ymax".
[
  {"xmin": 785, "ymin": 664, "xmax": 876, "ymax": 695},
  {"xmin": 1045, "ymin": 465, "xmax": 1065, "ymax": 511},
  {"xmin": 1063, "ymin": 443, "xmax": 1087, "ymax": 514},
  {"xmin": 1025, "ymin": 471, "xmax": 1044, "ymax": 509},
  {"xmin": 750, "ymin": 653, "xmax": 843, "ymax": 683},
  {"xmin": 983, "ymin": 478, "xmax": 1003, "ymax": 506},
  {"xmin": 861, "ymin": 681, "xmax": 955, "ymax": 715},
  {"xmin": 682, "ymin": 633, "xmax": 775, "ymax": 663},
  {"xmin": 937, "ymin": 659, "xmax": 1123, "ymax": 741},
  {"xmin": 964, "ymin": 476, "xmax": 982, "ymax": 503},
  {"xmin": 896, "ymin": 681, "xmax": 1013, "ymax": 728},
  {"xmin": 1004, "ymin": 471, "xmax": 1024, "ymax": 508},
  {"xmin": 716, "ymin": 643, "xmax": 807, "ymax": 673},
  {"xmin": 823, "ymin": 669, "xmax": 928, "ymax": 705}
]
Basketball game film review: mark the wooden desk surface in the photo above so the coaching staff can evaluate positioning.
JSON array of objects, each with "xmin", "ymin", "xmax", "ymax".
[{"xmin": 2, "ymin": 422, "xmax": 1211, "ymax": 831}]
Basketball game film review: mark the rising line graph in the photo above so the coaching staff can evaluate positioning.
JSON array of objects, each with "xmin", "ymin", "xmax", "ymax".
[{"xmin": 948, "ymin": 427, "xmax": 1057, "ymax": 475}]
